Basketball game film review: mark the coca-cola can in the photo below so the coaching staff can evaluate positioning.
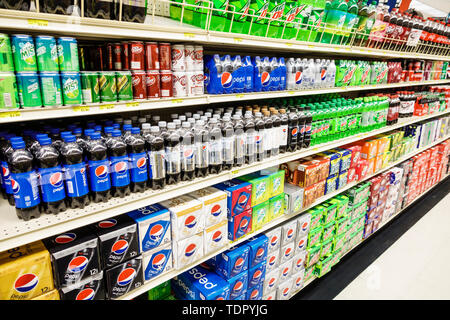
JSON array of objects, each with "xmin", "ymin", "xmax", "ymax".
[
  {"xmin": 146, "ymin": 70, "xmax": 160, "ymax": 98},
  {"xmin": 171, "ymin": 44, "xmax": 186, "ymax": 72},
  {"xmin": 160, "ymin": 70, "xmax": 173, "ymax": 97},
  {"xmin": 173, "ymin": 71, "xmax": 187, "ymax": 97},
  {"xmin": 159, "ymin": 43, "xmax": 172, "ymax": 71},
  {"xmin": 106, "ymin": 43, "xmax": 114, "ymax": 71},
  {"xmin": 194, "ymin": 70, "xmax": 204, "ymax": 95},
  {"xmin": 131, "ymin": 71, "xmax": 147, "ymax": 100},
  {"xmin": 193, "ymin": 45, "xmax": 203, "ymax": 71},
  {"xmin": 145, "ymin": 42, "xmax": 160, "ymax": 71},
  {"xmin": 184, "ymin": 45, "xmax": 195, "ymax": 71},
  {"xmin": 113, "ymin": 43, "xmax": 122, "ymax": 71},
  {"xmin": 130, "ymin": 41, "xmax": 145, "ymax": 71},
  {"xmin": 121, "ymin": 41, "xmax": 129, "ymax": 70}
]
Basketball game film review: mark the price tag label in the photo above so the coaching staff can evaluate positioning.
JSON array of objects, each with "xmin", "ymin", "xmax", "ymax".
[
  {"xmin": 172, "ymin": 99, "xmax": 184, "ymax": 104},
  {"xmin": 0, "ymin": 111, "xmax": 21, "ymax": 118},
  {"xmin": 235, "ymin": 94, "xmax": 245, "ymax": 98},
  {"xmin": 72, "ymin": 106, "xmax": 90, "ymax": 112},
  {"xmin": 308, "ymin": 45, "xmax": 315, "ymax": 48},
  {"xmin": 286, "ymin": 43, "xmax": 293, "ymax": 47},
  {"xmin": 126, "ymin": 102, "xmax": 139, "ymax": 108},
  {"xmin": 184, "ymin": 33, "xmax": 196, "ymax": 39},
  {"xmin": 234, "ymin": 38, "xmax": 243, "ymax": 43},
  {"xmin": 288, "ymin": 91, "xmax": 296, "ymax": 95},
  {"xmin": 28, "ymin": 19, "xmax": 48, "ymax": 27},
  {"xmin": 230, "ymin": 170, "xmax": 240, "ymax": 178},
  {"xmin": 313, "ymin": 147, "xmax": 319, "ymax": 152},
  {"xmin": 100, "ymin": 104, "xmax": 114, "ymax": 110}
]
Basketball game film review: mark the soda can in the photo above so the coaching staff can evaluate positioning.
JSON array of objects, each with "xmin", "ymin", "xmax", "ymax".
[
  {"xmin": 131, "ymin": 70, "xmax": 147, "ymax": 100},
  {"xmin": 146, "ymin": 70, "xmax": 160, "ymax": 98},
  {"xmin": 172, "ymin": 232, "xmax": 204, "ymax": 269},
  {"xmin": 214, "ymin": 245, "xmax": 250, "ymax": 279},
  {"xmin": 203, "ymin": 220, "xmax": 228, "ymax": 255},
  {"xmin": 142, "ymin": 244, "xmax": 173, "ymax": 282},
  {"xmin": 263, "ymin": 268, "xmax": 280, "ymax": 293},
  {"xmin": 194, "ymin": 45, "xmax": 204, "ymax": 71},
  {"xmin": 35, "ymin": 35, "xmax": 59, "ymax": 72},
  {"xmin": 121, "ymin": 41, "xmax": 130, "ymax": 70},
  {"xmin": 106, "ymin": 43, "xmax": 114, "ymax": 71},
  {"xmin": 246, "ymin": 283, "xmax": 263, "ymax": 300},
  {"xmin": 57, "ymin": 37, "xmax": 79, "ymax": 72},
  {"xmin": 39, "ymin": 72, "xmax": 62, "ymax": 107},
  {"xmin": 184, "ymin": 45, "xmax": 195, "ymax": 71},
  {"xmin": 59, "ymin": 271, "xmax": 105, "ymax": 300},
  {"xmin": 277, "ymin": 278, "xmax": 293, "ymax": 300},
  {"xmin": 61, "ymin": 72, "xmax": 82, "ymax": 106},
  {"xmin": 81, "ymin": 71, "xmax": 100, "ymax": 104},
  {"xmin": 194, "ymin": 71, "xmax": 204, "ymax": 95},
  {"xmin": 105, "ymin": 256, "xmax": 144, "ymax": 300},
  {"xmin": 0, "ymin": 72, "xmax": 19, "ymax": 109},
  {"xmin": 11, "ymin": 34, "xmax": 37, "ymax": 72},
  {"xmin": 173, "ymin": 71, "xmax": 187, "ymax": 97},
  {"xmin": 159, "ymin": 70, "xmax": 173, "ymax": 97},
  {"xmin": 158, "ymin": 43, "xmax": 171, "ymax": 71},
  {"xmin": 171, "ymin": 44, "xmax": 186, "ymax": 72},
  {"xmin": 16, "ymin": 72, "xmax": 42, "ymax": 108},
  {"xmin": 185, "ymin": 71, "xmax": 196, "ymax": 97},
  {"xmin": 116, "ymin": 70, "xmax": 133, "ymax": 101},
  {"xmin": 265, "ymin": 249, "xmax": 280, "ymax": 273},
  {"xmin": 145, "ymin": 42, "xmax": 159, "ymax": 70},
  {"xmin": 113, "ymin": 43, "xmax": 122, "ymax": 70},
  {"xmin": 130, "ymin": 41, "xmax": 145, "ymax": 70},
  {"xmin": 98, "ymin": 71, "xmax": 117, "ymax": 103},
  {"xmin": 0, "ymin": 34, "xmax": 15, "ymax": 72}
]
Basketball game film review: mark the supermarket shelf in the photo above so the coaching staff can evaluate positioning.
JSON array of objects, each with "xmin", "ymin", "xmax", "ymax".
[
  {"xmin": 290, "ymin": 173, "xmax": 450, "ymax": 298},
  {"xmin": 0, "ymin": 9, "xmax": 449, "ymax": 62},
  {"xmin": 117, "ymin": 134, "xmax": 450, "ymax": 299},
  {"xmin": 0, "ymin": 110, "xmax": 448, "ymax": 254},
  {"xmin": 1, "ymin": 79, "xmax": 449, "ymax": 124}
]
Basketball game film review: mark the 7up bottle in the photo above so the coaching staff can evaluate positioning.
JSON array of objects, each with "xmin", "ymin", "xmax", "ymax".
[
  {"xmin": 249, "ymin": 0, "xmax": 270, "ymax": 37},
  {"xmin": 229, "ymin": 0, "xmax": 251, "ymax": 34},
  {"xmin": 267, "ymin": 0, "xmax": 286, "ymax": 38},
  {"xmin": 61, "ymin": 72, "xmax": 82, "ymax": 106}
]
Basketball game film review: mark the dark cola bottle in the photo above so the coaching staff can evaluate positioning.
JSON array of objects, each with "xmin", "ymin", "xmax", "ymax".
[
  {"xmin": 194, "ymin": 120, "xmax": 209, "ymax": 178},
  {"xmin": 1, "ymin": 134, "xmax": 18, "ymax": 206},
  {"xmin": 122, "ymin": 0, "xmax": 147, "ymax": 23},
  {"xmin": 165, "ymin": 122, "xmax": 182, "ymax": 185},
  {"xmin": 84, "ymin": 0, "xmax": 117, "ymax": 20},
  {"xmin": 125, "ymin": 127, "xmax": 148, "ymax": 193},
  {"xmin": 86, "ymin": 132, "xmax": 112, "ymax": 203},
  {"xmin": 42, "ymin": 0, "xmax": 80, "ymax": 15},
  {"xmin": 146, "ymin": 126, "xmax": 166, "ymax": 190},
  {"xmin": 180, "ymin": 122, "xmax": 196, "ymax": 181},
  {"xmin": 107, "ymin": 129, "xmax": 131, "ymax": 198}
]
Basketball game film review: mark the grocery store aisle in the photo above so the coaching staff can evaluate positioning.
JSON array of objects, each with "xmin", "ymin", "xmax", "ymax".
[{"xmin": 294, "ymin": 177, "xmax": 450, "ymax": 300}]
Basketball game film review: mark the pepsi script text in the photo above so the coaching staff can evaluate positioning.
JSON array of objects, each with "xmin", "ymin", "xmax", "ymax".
[{"xmin": 182, "ymin": 304, "xmax": 268, "ymax": 317}]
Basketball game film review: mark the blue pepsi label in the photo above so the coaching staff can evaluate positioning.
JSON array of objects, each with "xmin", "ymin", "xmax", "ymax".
[
  {"xmin": 1, "ymin": 161, "xmax": 12, "ymax": 195},
  {"xmin": 88, "ymin": 159, "xmax": 111, "ymax": 192},
  {"xmin": 142, "ymin": 219, "xmax": 170, "ymax": 251},
  {"xmin": 143, "ymin": 247, "xmax": 172, "ymax": 281},
  {"xmin": 63, "ymin": 163, "xmax": 89, "ymax": 197},
  {"xmin": 129, "ymin": 152, "xmax": 147, "ymax": 183},
  {"xmin": 110, "ymin": 155, "xmax": 130, "ymax": 187},
  {"xmin": 38, "ymin": 166, "xmax": 66, "ymax": 202},
  {"xmin": 10, "ymin": 171, "xmax": 40, "ymax": 209}
]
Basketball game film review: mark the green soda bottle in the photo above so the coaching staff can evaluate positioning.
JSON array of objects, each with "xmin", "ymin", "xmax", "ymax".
[
  {"xmin": 342, "ymin": 0, "xmax": 359, "ymax": 45},
  {"xmin": 208, "ymin": 0, "xmax": 231, "ymax": 31},
  {"xmin": 299, "ymin": 0, "xmax": 326, "ymax": 42},
  {"xmin": 230, "ymin": 0, "xmax": 252, "ymax": 34},
  {"xmin": 318, "ymin": 0, "xmax": 348, "ymax": 44},
  {"xmin": 282, "ymin": 0, "xmax": 302, "ymax": 40},
  {"xmin": 354, "ymin": 0, "xmax": 375, "ymax": 47},
  {"xmin": 266, "ymin": 0, "xmax": 286, "ymax": 38},
  {"xmin": 249, "ymin": 0, "xmax": 270, "ymax": 37},
  {"xmin": 310, "ymin": 106, "xmax": 317, "ymax": 146}
]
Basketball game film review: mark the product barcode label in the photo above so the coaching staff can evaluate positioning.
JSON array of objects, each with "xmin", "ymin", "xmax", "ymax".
[
  {"xmin": 67, "ymin": 181, "xmax": 74, "ymax": 194},
  {"xmin": 131, "ymin": 61, "xmax": 141, "ymax": 69}
]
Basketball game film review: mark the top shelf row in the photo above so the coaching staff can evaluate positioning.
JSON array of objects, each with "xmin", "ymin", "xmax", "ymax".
[{"xmin": 0, "ymin": 0, "xmax": 449, "ymax": 61}]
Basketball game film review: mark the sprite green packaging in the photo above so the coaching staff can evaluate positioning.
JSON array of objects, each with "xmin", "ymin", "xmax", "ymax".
[
  {"xmin": 249, "ymin": 0, "xmax": 270, "ymax": 37},
  {"xmin": 229, "ymin": 0, "xmax": 251, "ymax": 34},
  {"xmin": 0, "ymin": 34, "xmax": 14, "ymax": 72},
  {"xmin": 0, "ymin": 72, "xmax": 19, "ymax": 109}
]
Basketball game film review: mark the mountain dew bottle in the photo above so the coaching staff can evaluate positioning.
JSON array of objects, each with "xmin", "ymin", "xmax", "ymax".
[
  {"xmin": 230, "ymin": 0, "xmax": 251, "ymax": 34},
  {"xmin": 266, "ymin": 0, "xmax": 286, "ymax": 38},
  {"xmin": 342, "ymin": 0, "xmax": 359, "ymax": 45},
  {"xmin": 318, "ymin": 0, "xmax": 348, "ymax": 44},
  {"xmin": 281, "ymin": 0, "xmax": 301, "ymax": 40},
  {"xmin": 299, "ymin": 0, "xmax": 325, "ymax": 42},
  {"xmin": 249, "ymin": 0, "xmax": 270, "ymax": 37}
]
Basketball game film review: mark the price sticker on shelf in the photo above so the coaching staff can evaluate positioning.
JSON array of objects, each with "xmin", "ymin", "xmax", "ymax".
[
  {"xmin": 308, "ymin": 45, "xmax": 315, "ymax": 49},
  {"xmin": 235, "ymin": 94, "xmax": 245, "ymax": 98},
  {"xmin": 0, "ymin": 111, "xmax": 21, "ymax": 118},
  {"xmin": 184, "ymin": 33, "xmax": 196, "ymax": 39},
  {"xmin": 286, "ymin": 43, "xmax": 293, "ymax": 47},
  {"xmin": 172, "ymin": 98, "xmax": 184, "ymax": 104},
  {"xmin": 72, "ymin": 106, "xmax": 90, "ymax": 112},
  {"xmin": 126, "ymin": 102, "xmax": 139, "ymax": 108},
  {"xmin": 288, "ymin": 91, "xmax": 296, "ymax": 95},
  {"xmin": 28, "ymin": 19, "xmax": 48, "ymax": 27},
  {"xmin": 234, "ymin": 38, "xmax": 243, "ymax": 43},
  {"xmin": 230, "ymin": 169, "xmax": 240, "ymax": 178},
  {"xmin": 100, "ymin": 104, "xmax": 114, "ymax": 110}
]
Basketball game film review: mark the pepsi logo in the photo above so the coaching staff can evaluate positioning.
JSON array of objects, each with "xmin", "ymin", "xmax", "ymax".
[
  {"xmin": 269, "ymin": 235, "xmax": 278, "ymax": 248},
  {"xmin": 282, "ymin": 287, "xmax": 290, "ymax": 297},
  {"xmin": 112, "ymin": 239, "xmax": 129, "ymax": 255},
  {"xmin": 76, "ymin": 288, "xmax": 95, "ymax": 300},
  {"xmin": 117, "ymin": 268, "xmax": 136, "ymax": 286},
  {"xmin": 321, "ymin": 68, "xmax": 327, "ymax": 81},
  {"xmin": 284, "ymin": 247, "xmax": 292, "ymax": 258},
  {"xmin": 268, "ymin": 277, "xmax": 276, "ymax": 288},
  {"xmin": 151, "ymin": 253, "xmax": 166, "ymax": 270},
  {"xmin": 295, "ymin": 71, "xmax": 303, "ymax": 84},
  {"xmin": 252, "ymin": 270, "xmax": 262, "ymax": 282},
  {"xmin": 11, "ymin": 179, "xmax": 20, "ymax": 194},
  {"xmin": 286, "ymin": 228, "xmax": 295, "ymax": 240},
  {"xmin": 261, "ymin": 72, "xmax": 270, "ymax": 86},
  {"xmin": 98, "ymin": 219, "xmax": 117, "ymax": 229},
  {"xmin": 212, "ymin": 230, "xmax": 222, "ymax": 243},
  {"xmin": 68, "ymin": 256, "xmax": 89, "ymax": 273},
  {"xmin": 266, "ymin": 295, "xmax": 273, "ymax": 300},
  {"xmin": 49, "ymin": 172, "xmax": 63, "ymax": 187},
  {"xmin": 221, "ymin": 72, "xmax": 233, "ymax": 88},
  {"xmin": 14, "ymin": 274, "xmax": 38, "ymax": 293},
  {"xmin": 95, "ymin": 165, "xmax": 108, "ymax": 179},
  {"xmin": 136, "ymin": 157, "xmax": 147, "ymax": 169},
  {"xmin": 114, "ymin": 161, "xmax": 128, "ymax": 174},
  {"xmin": 211, "ymin": 204, "xmax": 222, "ymax": 217},
  {"xmin": 302, "ymin": 221, "xmax": 309, "ymax": 232},
  {"xmin": 184, "ymin": 215, "xmax": 197, "ymax": 229},
  {"xmin": 296, "ymin": 257, "xmax": 304, "ymax": 268},
  {"xmin": 234, "ymin": 257, "xmax": 245, "ymax": 272},
  {"xmin": 183, "ymin": 149, "xmax": 194, "ymax": 160},
  {"xmin": 256, "ymin": 247, "xmax": 265, "ymax": 260},
  {"xmin": 255, "ymin": 135, "xmax": 262, "ymax": 143},
  {"xmin": 232, "ymin": 281, "xmax": 244, "ymax": 293},
  {"xmin": 268, "ymin": 255, "xmax": 277, "ymax": 266},
  {"xmin": 216, "ymin": 297, "xmax": 225, "ymax": 300},
  {"xmin": 282, "ymin": 267, "xmax": 289, "ymax": 277},
  {"xmin": 2, "ymin": 166, "xmax": 10, "ymax": 178},
  {"xmin": 249, "ymin": 289, "xmax": 259, "ymax": 299},
  {"xmin": 238, "ymin": 194, "xmax": 248, "ymax": 206},
  {"xmin": 291, "ymin": 128, "xmax": 298, "ymax": 137},
  {"xmin": 185, "ymin": 243, "xmax": 197, "ymax": 257},
  {"xmin": 297, "ymin": 239, "xmax": 306, "ymax": 249},
  {"xmin": 55, "ymin": 232, "xmax": 76, "ymax": 244},
  {"xmin": 238, "ymin": 218, "xmax": 249, "ymax": 231},
  {"xmin": 295, "ymin": 277, "xmax": 302, "ymax": 287},
  {"xmin": 149, "ymin": 224, "xmax": 164, "ymax": 241}
]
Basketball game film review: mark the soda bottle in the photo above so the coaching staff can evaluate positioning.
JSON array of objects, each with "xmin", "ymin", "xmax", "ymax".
[
  {"xmin": 353, "ymin": 0, "xmax": 373, "ymax": 47},
  {"xmin": 233, "ymin": 114, "xmax": 245, "ymax": 167},
  {"xmin": 254, "ymin": 112, "xmax": 266, "ymax": 161},
  {"xmin": 249, "ymin": 0, "xmax": 271, "ymax": 37},
  {"xmin": 286, "ymin": 57, "xmax": 296, "ymax": 90},
  {"xmin": 244, "ymin": 113, "xmax": 256, "ymax": 164},
  {"xmin": 126, "ymin": 127, "xmax": 148, "ymax": 193},
  {"xmin": 320, "ymin": 0, "xmax": 348, "ymax": 44},
  {"xmin": 278, "ymin": 108, "xmax": 288, "ymax": 153},
  {"xmin": 193, "ymin": 120, "xmax": 210, "ymax": 178},
  {"xmin": 287, "ymin": 108, "xmax": 298, "ymax": 152},
  {"xmin": 296, "ymin": 106, "xmax": 305, "ymax": 150},
  {"xmin": 269, "ymin": 57, "xmax": 280, "ymax": 91},
  {"xmin": 165, "ymin": 122, "xmax": 182, "ymax": 184},
  {"xmin": 278, "ymin": 57, "xmax": 287, "ymax": 90},
  {"xmin": 143, "ymin": 126, "xmax": 165, "ymax": 190},
  {"xmin": 262, "ymin": 110, "xmax": 274, "ymax": 157},
  {"xmin": 180, "ymin": 122, "xmax": 196, "ymax": 181},
  {"xmin": 208, "ymin": 118, "xmax": 223, "ymax": 174},
  {"xmin": 221, "ymin": 116, "xmax": 235, "ymax": 171},
  {"xmin": 270, "ymin": 109, "xmax": 281, "ymax": 156},
  {"xmin": 0, "ymin": 134, "xmax": 16, "ymax": 205},
  {"xmin": 35, "ymin": 137, "xmax": 67, "ymax": 214},
  {"xmin": 9, "ymin": 138, "xmax": 41, "ymax": 220},
  {"xmin": 107, "ymin": 129, "xmax": 131, "ymax": 198},
  {"xmin": 60, "ymin": 134, "xmax": 90, "ymax": 209},
  {"xmin": 302, "ymin": 106, "xmax": 312, "ymax": 148},
  {"xmin": 86, "ymin": 132, "xmax": 111, "ymax": 203}
]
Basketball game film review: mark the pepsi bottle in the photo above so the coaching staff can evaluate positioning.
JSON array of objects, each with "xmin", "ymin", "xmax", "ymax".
[
  {"xmin": 244, "ymin": 113, "xmax": 256, "ymax": 164},
  {"xmin": 165, "ymin": 122, "xmax": 181, "ymax": 185},
  {"xmin": 296, "ymin": 107, "xmax": 305, "ymax": 150},
  {"xmin": 35, "ymin": 137, "xmax": 67, "ymax": 214},
  {"xmin": 194, "ymin": 120, "xmax": 209, "ymax": 178},
  {"xmin": 233, "ymin": 114, "xmax": 245, "ymax": 167},
  {"xmin": 255, "ymin": 113, "xmax": 265, "ymax": 161},
  {"xmin": 86, "ymin": 132, "xmax": 111, "ymax": 203},
  {"xmin": 221, "ymin": 116, "xmax": 235, "ymax": 171},
  {"xmin": 146, "ymin": 126, "xmax": 166, "ymax": 190},
  {"xmin": 9, "ymin": 138, "xmax": 41, "ymax": 221},
  {"xmin": 180, "ymin": 122, "xmax": 196, "ymax": 181},
  {"xmin": 302, "ymin": 107, "xmax": 312, "ymax": 149},
  {"xmin": 279, "ymin": 109, "xmax": 289, "ymax": 153},
  {"xmin": 60, "ymin": 135, "xmax": 90, "ymax": 209},
  {"xmin": 208, "ymin": 118, "xmax": 223, "ymax": 175},
  {"xmin": 126, "ymin": 127, "xmax": 148, "ymax": 193},
  {"xmin": 1, "ymin": 135, "xmax": 17, "ymax": 206},
  {"xmin": 107, "ymin": 130, "xmax": 131, "ymax": 198},
  {"xmin": 287, "ymin": 108, "xmax": 299, "ymax": 152},
  {"xmin": 49, "ymin": 128, "xmax": 64, "ymax": 151}
]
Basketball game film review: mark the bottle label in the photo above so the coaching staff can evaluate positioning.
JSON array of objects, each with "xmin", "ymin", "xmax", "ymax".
[
  {"xmin": 235, "ymin": 134, "xmax": 246, "ymax": 159},
  {"xmin": 280, "ymin": 125, "xmax": 288, "ymax": 146},
  {"xmin": 63, "ymin": 163, "xmax": 89, "ymax": 197},
  {"xmin": 222, "ymin": 136, "xmax": 234, "ymax": 162},
  {"xmin": 110, "ymin": 155, "xmax": 130, "ymax": 187},
  {"xmin": 38, "ymin": 166, "xmax": 66, "ymax": 203},
  {"xmin": 195, "ymin": 142, "xmax": 209, "ymax": 168},
  {"xmin": 181, "ymin": 144, "xmax": 196, "ymax": 171},
  {"xmin": 129, "ymin": 152, "xmax": 148, "ymax": 183},
  {"xmin": 1, "ymin": 161, "xmax": 12, "ymax": 194},
  {"xmin": 166, "ymin": 145, "xmax": 181, "ymax": 174},
  {"xmin": 255, "ymin": 130, "xmax": 265, "ymax": 154},
  {"xmin": 10, "ymin": 171, "xmax": 40, "ymax": 209},
  {"xmin": 88, "ymin": 159, "xmax": 111, "ymax": 192},
  {"xmin": 148, "ymin": 150, "xmax": 166, "ymax": 180},
  {"xmin": 245, "ymin": 131, "xmax": 256, "ymax": 157}
]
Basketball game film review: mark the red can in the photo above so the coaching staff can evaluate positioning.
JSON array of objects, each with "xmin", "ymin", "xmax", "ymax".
[
  {"xmin": 145, "ymin": 42, "xmax": 160, "ymax": 70},
  {"xmin": 113, "ymin": 43, "xmax": 122, "ymax": 70},
  {"xmin": 146, "ymin": 70, "xmax": 160, "ymax": 98},
  {"xmin": 121, "ymin": 41, "xmax": 129, "ymax": 70},
  {"xmin": 106, "ymin": 43, "xmax": 114, "ymax": 71},
  {"xmin": 159, "ymin": 43, "xmax": 172, "ymax": 71},
  {"xmin": 160, "ymin": 70, "xmax": 173, "ymax": 97},
  {"xmin": 95, "ymin": 46, "xmax": 104, "ymax": 71},
  {"xmin": 130, "ymin": 41, "xmax": 145, "ymax": 71},
  {"xmin": 131, "ymin": 71, "xmax": 147, "ymax": 100}
]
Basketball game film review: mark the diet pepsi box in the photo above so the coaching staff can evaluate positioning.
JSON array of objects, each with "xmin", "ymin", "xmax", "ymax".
[
  {"xmin": 214, "ymin": 245, "xmax": 250, "ymax": 279},
  {"xmin": 43, "ymin": 227, "xmax": 101, "ymax": 289},
  {"xmin": 294, "ymin": 234, "xmax": 308, "ymax": 254},
  {"xmin": 263, "ymin": 268, "xmax": 280, "ymax": 294},
  {"xmin": 127, "ymin": 204, "xmax": 171, "ymax": 253},
  {"xmin": 265, "ymin": 226, "xmax": 282, "ymax": 253},
  {"xmin": 281, "ymin": 220, "xmax": 298, "ymax": 247},
  {"xmin": 105, "ymin": 256, "xmax": 144, "ymax": 300},
  {"xmin": 244, "ymin": 234, "xmax": 268, "ymax": 268},
  {"xmin": 277, "ymin": 278, "xmax": 293, "ymax": 300},
  {"xmin": 292, "ymin": 251, "xmax": 306, "ymax": 274},
  {"xmin": 263, "ymin": 290, "xmax": 277, "ymax": 301},
  {"xmin": 266, "ymin": 249, "xmax": 280, "ymax": 273},
  {"xmin": 279, "ymin": 259, "xmax": 293, "ymax": 283},
  {"xmin": 296, "ymin": 213, "xmax": 312, "ymax": 237},
  {"xmin": 171, "ymin": 265, "xmax": 230, "ymax": 300},
  {"xmin": 280, "ymin": 241, "xmax": 295, "ymax": 264},
  {"xmin": 172, "ymin": 232, "xmax": 204, "ymax": 270},
  {"xmin": 213, "ymin": 179, "xmax": 252, "ymax": 217},
  {"xmin": 90, "ymin": 215, "xmax": 139, "ymax": 269},
  {"xmin": 292, "ymin": 270, "xmax": 305, "ymax": 292},
  {"xmin": 227, "ymin": 271, "xmax": 248, "ymax": 300},
  {"xmin": 142, "ymin": 243, "xmax": 173, "ymax": 282},
  {"xmin": 59, "ymin": 271, "xmax": 105, "ymax": 300},
  {"xmin": 203, "ymin": 220, "xmax": 228, "ymax": 255},
  {"xmin": 247, "ymin": 262, "xmax": 266, "ymax": 289},
  {"xmin": 228, "ymin": 208, "xmax": 252, "ymax": 241},
  {"xmin": 187, "ymin": 187, "xmax": 228, "ymax": 228},
  {"xmin": 246, "ymin": 282, "xmax": 263, "ymax": 300}
]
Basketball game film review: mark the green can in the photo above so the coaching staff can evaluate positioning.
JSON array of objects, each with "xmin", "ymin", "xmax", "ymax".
[
  {"xmin": 61, "ymin": 72, "xmax": 82, "ymax": 106},
  {"xmin": 98, "ymin": 71, "xmax": 117, "ymax": 103},
  {"xmin": 57, "ymin": 37, "xmax": 79, "ymax": 72},
  {"xmin": 35, "ymin": 35, "xmax": 59, "ymax": 72},
  {"xmin": 0, "ymin": 72, "xmax": 19, "ymax": 109},
  {"xmin": 11, "ymin": 34, "xmax": 37, "ymax": 72},
  {"xmin": 115, "ymin": 71, "xmax": 133, "ymax": 102},
  {"xmin": 81, "ymin": 71, "xmax": 101, "ymax": 104},
  {"xmin": 16, "ymin": 72, "xmax": 42, "ymax": 108},
  {"xmin": 0, "ymin": 34, "xmax": 14, "ymax": 72},
  {"xmin": 39, "ymin": 72, "xmax": 63, "ymax": 107}
]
